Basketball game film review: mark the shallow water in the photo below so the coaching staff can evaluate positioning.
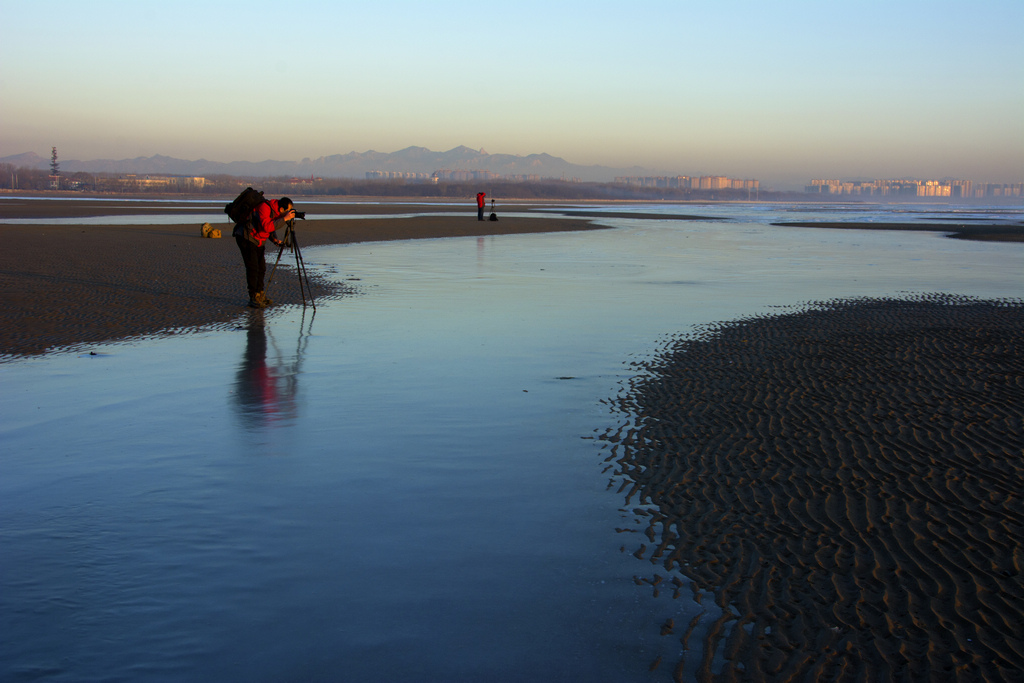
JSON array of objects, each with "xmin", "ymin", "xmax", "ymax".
[{"xmin": 2, "ymin": 204, "xmax": 1022, "ymax": 681}]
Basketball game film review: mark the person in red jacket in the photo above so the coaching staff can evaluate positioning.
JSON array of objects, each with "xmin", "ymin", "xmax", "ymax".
[
  {"xmin": 234, "ymin": 196, "xmax": 295, "ymax": 308},
  {"xmin": 476, "ymin": 191, "xmax": 486, "ymax": 221}
]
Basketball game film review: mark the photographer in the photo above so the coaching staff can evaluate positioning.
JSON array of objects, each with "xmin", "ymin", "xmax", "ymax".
[
  {"xmin": 235, "ymin": 196, "xmax": 296, "ymax": 308},
  {"xmin": 476, "ymin": 191, "xmax": 486, "ymax": 221}
]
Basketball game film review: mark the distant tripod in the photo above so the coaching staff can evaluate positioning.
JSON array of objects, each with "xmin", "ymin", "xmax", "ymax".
[{"xmin": 267, "ymin": 219, "xmax": 316, "ymax": 309}]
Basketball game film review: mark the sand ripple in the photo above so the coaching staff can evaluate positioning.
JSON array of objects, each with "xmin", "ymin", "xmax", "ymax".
[{"xmin": 602, "ymin": 294, "xmax": 1024, "ymax": 681}]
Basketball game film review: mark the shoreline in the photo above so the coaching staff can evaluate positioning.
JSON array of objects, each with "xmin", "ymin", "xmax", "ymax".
[
  {"xmin": 0, "ymin": 207, "xmax": 601, "ymax": 358},
  {"xmin": 773, "ymin": 220, "xmax": 1024, "ymax": 242},
  {"xmin": 3, "ymin": 197, "xmax": 1022, "ymax": 358}
]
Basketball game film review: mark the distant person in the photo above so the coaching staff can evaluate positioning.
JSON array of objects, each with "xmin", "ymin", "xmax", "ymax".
[
  {"xmin": 476, "ymin": 191, "xmax": 486, "ymax": 221},
  {"xmin": 234, "ymin": 196, "xmax": 295, "ymax": 308}
]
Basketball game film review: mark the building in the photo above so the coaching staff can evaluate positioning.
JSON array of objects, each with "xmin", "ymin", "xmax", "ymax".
[
  {"xmin": 806, "ymin": 178, "xmax": 1020, "ymax": 198},
  {"xmin": 365, "ymin": 170, "xmax": 433, "ymax": 181},
  {"xmin": 429, "ymin": 169, "xmax": 500, "ymax": 182},
  {"xmin": 117, "ymin": 174, "xmax": 206, "ymax": 190},
  {"xmin": 614, "ymin": 175, "xmax": 758, "ymax": 191}
]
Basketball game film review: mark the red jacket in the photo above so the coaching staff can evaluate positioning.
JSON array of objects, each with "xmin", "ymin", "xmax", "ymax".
[
  {"xmin": 476, "ymin": 192, "xmax": 486, "ymax": 208},
  {"xmin": 245, "ymin": 199, "xmax": 288, "ymax": 247}
]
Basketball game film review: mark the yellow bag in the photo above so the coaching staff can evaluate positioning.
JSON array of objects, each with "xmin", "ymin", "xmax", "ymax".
[{"xmin": 200, "ymin": 223, "xmax": 222, "ymax": 239}]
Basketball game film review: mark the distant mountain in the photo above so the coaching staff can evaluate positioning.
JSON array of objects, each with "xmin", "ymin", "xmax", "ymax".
[
  {"xmin": 2, "ymin": 152, "xmax": 51, "ymax": 168},
  {"xmin": 0, "ymin": 146, "xmax": 656, "ymax": 182}
]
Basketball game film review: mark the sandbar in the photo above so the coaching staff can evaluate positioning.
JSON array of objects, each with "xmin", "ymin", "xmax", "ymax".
[
  {"xmin": 773, "ymin": 220, "xmax": 1024, "ymax": 242},
  {"xmin": 0, "ymin": 199, "xmax": 598, "ymax": 357},
  {"xmin": 603, "ymin": 294, "xmax": 1024, "ymax": 680}
]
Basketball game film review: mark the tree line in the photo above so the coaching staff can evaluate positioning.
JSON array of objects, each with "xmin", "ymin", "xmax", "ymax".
[{"xmin": 0, "ymin": 164, "xmax": 790, "ymax": 201}]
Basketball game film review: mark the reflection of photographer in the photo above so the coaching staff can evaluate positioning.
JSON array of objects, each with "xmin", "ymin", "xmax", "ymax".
[
  {"xmin": 233, "ymin": 316, "xmax": 299, "ymax": 429},
  {"xmin": 233, "ymin": 196, "xmax": 301, "ymax": 309}
]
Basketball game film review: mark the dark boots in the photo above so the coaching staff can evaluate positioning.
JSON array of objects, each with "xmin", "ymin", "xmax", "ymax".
[{"xmin": 248, "ymin": 291, "xmax": 274, "ymax": 309}]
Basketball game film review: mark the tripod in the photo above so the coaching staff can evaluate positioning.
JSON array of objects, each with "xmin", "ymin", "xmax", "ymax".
[{"xmin": 267, "ymin": 219, "xmax": 316, "ymax": 310}]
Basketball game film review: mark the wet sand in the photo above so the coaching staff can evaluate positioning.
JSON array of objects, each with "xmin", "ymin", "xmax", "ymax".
[
  {"xmin": 6, "ymin": 198, "xmax": 1024, "ymax": 679},
  {"xmin": 603, "ymin": 294, "xmax": 1024, "ymax": 681},
  {"xmin": 773, "ymin": 221, "xmax": 1024, "ymax": 242},
  {"xmin": 0, "ymin": 195, "xmax": 466, "ymax": 219},
  {"xmin": 532, "ymin": 209, "xmax": 731, "ymax": 222},
  {"xmin": 5, "ymin": 199, "xmax": 1020, "ymax": 360},
  {"xmin": 0, "ymin": 199, "xmax": 597, "ymax": 357}
]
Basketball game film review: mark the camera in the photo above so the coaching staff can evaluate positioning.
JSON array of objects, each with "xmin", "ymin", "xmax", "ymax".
[{"xmin": 293, "ymin": 210, "xmax": 306, "ymax": 220}]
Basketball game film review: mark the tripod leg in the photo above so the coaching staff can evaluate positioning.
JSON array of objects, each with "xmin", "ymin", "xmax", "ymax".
[
  {"xmin": 267, "ymin": 243, "xmax": 285, "ymax": 287},
  {"xmin": 293, "ymin": 243, "xmax": 307, "ymax": 307},
  {"xmin": 266, "ymin": 226, "xmax": 291, "ymax": 295},
  {"xmin": 292, "ymin": 236, "xmax": 315, "ymax": 310}
]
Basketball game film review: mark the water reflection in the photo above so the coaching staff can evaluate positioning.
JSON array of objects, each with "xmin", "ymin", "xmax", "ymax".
[
  {"xmin": 232, "ymin": 311, "xmax": 314, "ymax": 429},
  {"xmin": 4, "ymin": 209, "xmax": 1024, "ymax": 682}
]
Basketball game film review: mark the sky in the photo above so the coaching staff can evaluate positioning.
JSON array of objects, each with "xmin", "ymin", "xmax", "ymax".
[{"xmin": 2, "ymin": 0, "xmax": 1022, "ymax": 189}]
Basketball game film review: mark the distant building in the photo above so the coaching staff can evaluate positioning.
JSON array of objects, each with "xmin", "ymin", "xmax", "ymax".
[
  {"xmin": 806, "ymin": 178, "xmax": 1021, "ymax": 198},
  {"xmin": 365, "ymin": 170, "xmax": 433, "ymax": 181},
  {"xmin": 430, "ymin": 169, "xmax": 500, "ymax": 182},
  {"xmin": 950, "ymin": 180, "xmax": 972, "ymax": 198},
  {"xmin": 365, "ymin": 169, "xmax": 545, "ymax": 183},
  {"xmin": 117, "ymin": 174, "xmax": 206, "ymax": 190},
  {"xmin": 975, "ymin": 183, "xmax": 1023, "ymax": 198},
  {"xmin": 614, "ymin": 175, "xmax": 758, "ymax": 191}
]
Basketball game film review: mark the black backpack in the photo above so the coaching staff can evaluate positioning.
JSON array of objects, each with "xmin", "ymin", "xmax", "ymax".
[{"xmin": 224, "ymin": 187, "xmax": 266, "ymax": 224}]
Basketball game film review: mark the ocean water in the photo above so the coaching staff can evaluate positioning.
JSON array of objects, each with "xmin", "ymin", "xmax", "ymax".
[{"xmin": 1, "ymin": 203, "xmax": 1022, "ymax": 681}]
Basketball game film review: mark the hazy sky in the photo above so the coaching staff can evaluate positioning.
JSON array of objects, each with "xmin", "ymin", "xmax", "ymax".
[{"xmin": 2, "ymin": 0, "xmax": 1021, "ymax": 189}]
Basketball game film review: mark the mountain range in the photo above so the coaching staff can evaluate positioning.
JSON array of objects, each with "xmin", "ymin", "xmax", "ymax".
[{"xmin": 1, "ymin": 146, "xmax": 658, "ymax": 183}]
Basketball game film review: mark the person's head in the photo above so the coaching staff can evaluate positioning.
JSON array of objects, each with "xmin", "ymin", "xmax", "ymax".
[{"xmin": 277, "ymin": 197, "xmax": 295, "ymax": 219}]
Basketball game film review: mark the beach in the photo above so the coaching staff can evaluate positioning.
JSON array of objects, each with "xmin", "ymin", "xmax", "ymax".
[
  {"xmin": 2, "ymin": 196, "xmax": 1022, "ymax": 681},
  {"xmin": 773, "ymin": 220, "xmax": 1024, "ymax": 243},
  {"xmin": 604, "ymin": 295, "xmax": 1024, "ymax": 680},
  {"xmin": 5, "ymin": 197, "xmax": 1021, "ymax": 359},
  {"xmin": 0, "ymin": 197, "xmax": 596, "ymax": 356}
]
